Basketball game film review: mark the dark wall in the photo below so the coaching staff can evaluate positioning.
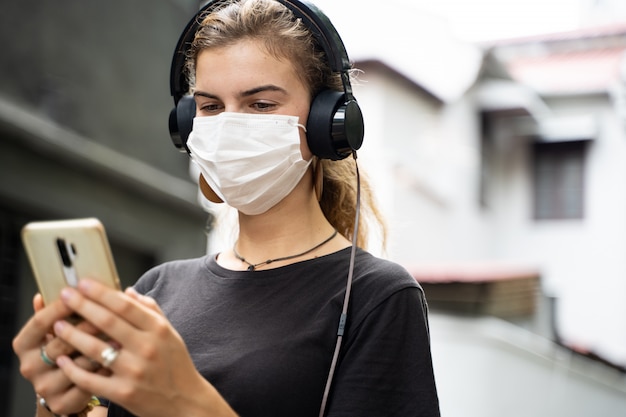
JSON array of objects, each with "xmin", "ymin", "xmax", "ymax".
[
  {"xmin": 0, "ymin": 1, "xmax": 210, "ymax": 415},
  {"xmin": 0, "ymin": 0, "xmax": 199, "ymax": 177}
]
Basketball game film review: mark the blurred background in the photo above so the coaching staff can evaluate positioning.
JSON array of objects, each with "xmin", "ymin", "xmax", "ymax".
[{"xmin": 2, "ymin": 0, "xmax": 626, "ymax": 416}]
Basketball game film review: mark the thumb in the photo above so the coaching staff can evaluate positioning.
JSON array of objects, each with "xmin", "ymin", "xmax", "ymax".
[{"xmin": 33, "ymin": 293, "xmax": 45, "ymax": 313}]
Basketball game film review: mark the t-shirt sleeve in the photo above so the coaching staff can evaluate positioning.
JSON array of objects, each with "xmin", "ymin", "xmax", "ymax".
[
  {"xmin": 132, "ymin": 263, "xmax": 162, "ymax": 294},
  {"xmin": 326, "ymin": 286, "xmax": 440, "ymax": 417}
]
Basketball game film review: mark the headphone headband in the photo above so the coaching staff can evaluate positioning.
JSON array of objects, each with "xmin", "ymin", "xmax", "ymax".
[
  {"xmin": 168, "ymin": 0, "xmax": 363, "ymax": 160},
  {"xmin": 169, "ymin": 0, "xmax": 228, "ymax": 105},
  {"xmin": 273, "ymin": 1, "xmax": 352, "ymax": 73}
]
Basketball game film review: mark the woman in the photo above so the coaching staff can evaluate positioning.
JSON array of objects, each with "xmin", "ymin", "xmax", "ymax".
[{"xmin": 13, "ymin": 1, "xmax": 440, "ymax": 416}]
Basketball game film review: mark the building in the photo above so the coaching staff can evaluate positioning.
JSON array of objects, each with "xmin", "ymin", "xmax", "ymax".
[{"xmin": 346, "ymin": 17, "xmax": 626, "ymax": 417}]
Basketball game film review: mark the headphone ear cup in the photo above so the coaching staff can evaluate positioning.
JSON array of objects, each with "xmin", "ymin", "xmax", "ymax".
[
  {"xmin": 306, "ymin": 90, "xmax": 364, "ymax": 160},
  {"xmin": 168, "ymin": 95, "xmax": 196, "ymax": 153}
]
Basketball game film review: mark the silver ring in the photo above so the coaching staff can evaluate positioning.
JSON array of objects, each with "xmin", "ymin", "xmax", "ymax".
[
  {"xmin": 38, "ymin": 395, "xmax": 52, "ymax": 412},
  {"xmin": 100, "ymin": 346, "xmax": 120, "ymax": 368},
  {"xmin": 40, "ymin": 344, "xmax": 56, "ymax": 367}
]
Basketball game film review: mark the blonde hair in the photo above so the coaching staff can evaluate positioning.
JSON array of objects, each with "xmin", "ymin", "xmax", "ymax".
[{"xmin": 187, "ymin": 0, "xmax": 387, "ymax": 249}]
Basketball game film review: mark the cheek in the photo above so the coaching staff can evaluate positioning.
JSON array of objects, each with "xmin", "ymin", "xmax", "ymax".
[
  {"xmin": 298, "ymin": 105, "xmax": 313, "ymax": 161},
  {"xmin": 300, "ymin": 131, "xmax": 313, "ymax": 161}
]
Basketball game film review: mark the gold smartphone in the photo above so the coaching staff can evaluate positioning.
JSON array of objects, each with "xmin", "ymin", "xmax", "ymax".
[{"xmin": 21, "ymin": 218, "xmax": 121, "ymax": 306}]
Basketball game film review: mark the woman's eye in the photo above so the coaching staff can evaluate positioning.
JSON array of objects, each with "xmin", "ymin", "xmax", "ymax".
[
  {"xmin": 252, "ymin": 102, "xmax": 275, "ymax": 112},
  {"xmin": 199, "ymin": 103, "xmax": 222, "ymax": 113}
]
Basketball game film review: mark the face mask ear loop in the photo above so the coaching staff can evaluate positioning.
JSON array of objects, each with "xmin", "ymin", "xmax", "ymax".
[{"xmin": 318, "ymin": 151, "xmax": 360, "ymax": 417}]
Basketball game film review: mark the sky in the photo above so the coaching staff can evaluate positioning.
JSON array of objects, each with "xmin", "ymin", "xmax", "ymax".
[
  {"xmin": 396, "ymin": 0, "xmax": 589, "ymax": 42},
  {"xmin": 309, "ymin": 0, "xmax": 614, "ymax": 102},
  {"xmin": 314, "ymin": 0, "xmax": 593, "ymax": 43}
]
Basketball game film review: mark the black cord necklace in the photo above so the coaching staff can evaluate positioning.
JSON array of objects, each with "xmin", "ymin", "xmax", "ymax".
[{"xmin": 233, "ymin": 229, "xmax": 338, "ymax": 271}]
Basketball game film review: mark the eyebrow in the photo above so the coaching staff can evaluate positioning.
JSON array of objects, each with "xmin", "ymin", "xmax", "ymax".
[
  {"xmin": 193, "ymin": 91, "xmax": 219, "ymax": 100},
  {"xmin": 193, "ymin": 84, "xmax": 288, "ymax": 100},
  {"xmin": 240, "ymin": 84, "xmax": 288, "ymax": 97}
]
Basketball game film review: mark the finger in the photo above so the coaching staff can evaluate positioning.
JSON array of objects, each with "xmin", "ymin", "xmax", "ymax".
[
  {"xmin": 74, "ymin": 355, "xmax": 105, "ymax": 373},
  {"xmin": 25, "ymin": 338, "xmax": 104, "ymax": 381},
  {"xmin": 125, "ymin": 287, "xmax": 163, "ymax": 314},
  {"xmin": 18, "ymin": 346, "xmax": 59, "ymax": 382},
  {"xmin": 56, "ymin": 354, "xmax": 119, "ymax": 401},
  {"xmin": 44, "ymin": 318, "xmax": 105, "ymax": 360},
  {"xmin": 58, "ymin": 287, "xmax": 140, "ymax": 348},
  {"xmin": 39, "ymin": 383, "xmax": 94, "ymax": 416},
  {"xmin": 31, "ymin": 355, "xmax": 99, "ymax": 407},
  {"xmin": 53, "ymin": 320, "xmax": 123, "ymax": 370},
  {"xmin": 33, "ymin": 361, "xmax": 76, "ymax": 397},
  {"xmin": 13, "ymin": 299, "xmax": 75, "ymax": 353},
  {"xmin": 75, "ymin": 280, "xmax": 162, "ymax": 331},
  {"xmin": 34, "ymin": 293, "xmax": 44, "ymax": 312}
]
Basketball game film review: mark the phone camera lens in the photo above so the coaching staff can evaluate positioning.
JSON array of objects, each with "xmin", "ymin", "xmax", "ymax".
[{"xmin": 56, "ymin": 238, "xmax": 73, "ymax": 267}]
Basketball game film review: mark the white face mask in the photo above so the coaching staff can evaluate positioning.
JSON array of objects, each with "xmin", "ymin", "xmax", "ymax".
[{"xmin": 187, "ymin": 112, "xmax": 312, "ymax": 215}]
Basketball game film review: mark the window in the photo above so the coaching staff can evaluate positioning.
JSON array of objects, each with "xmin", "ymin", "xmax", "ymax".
[{"xmin": 532, "ymin": 140, "xmax": 587, "ymax": 220}]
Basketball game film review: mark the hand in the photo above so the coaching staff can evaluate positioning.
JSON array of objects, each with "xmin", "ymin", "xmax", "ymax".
[
  {"xmin": 52, "ymin": 280, "xmax": 237, "ymax": 417},
  {"xmin": 12, "ymin": 294, "xmax": 106, "ymax": 415}
]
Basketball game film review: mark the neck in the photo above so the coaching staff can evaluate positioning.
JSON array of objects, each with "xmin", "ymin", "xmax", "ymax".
[
  {"xmin": 237, "ymin": 189, "xmax": 332, "ymax": 254},
  {"xmin": 219, "ymin": 175, "xmax": 350, "ymax": 270}
]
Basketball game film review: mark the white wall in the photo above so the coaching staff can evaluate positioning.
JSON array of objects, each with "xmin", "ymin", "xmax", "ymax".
[
  {"xmin": 354, "ymin": 71, "xmax": 493, "ymax": 263},
  {"xmin": 356, "ymin": 63, "xmax": 626, "ymax": 368},
  {"xmin": 430, "ymin": 313, "xmax": 626, "ymax": 417},
  {"xmin": 488, "ymin": 96, "xmax": 626, "ymax": 366}
]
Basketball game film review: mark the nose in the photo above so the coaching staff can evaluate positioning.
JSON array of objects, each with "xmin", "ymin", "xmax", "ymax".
[{"xmin": 222, "ymin": 102, "xmax": 248, "ymax": 114}]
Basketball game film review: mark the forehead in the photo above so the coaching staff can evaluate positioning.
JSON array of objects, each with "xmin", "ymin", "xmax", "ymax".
[{"xmin": 194, "ymin": 39, "xmax": 308, "ymax": 94}]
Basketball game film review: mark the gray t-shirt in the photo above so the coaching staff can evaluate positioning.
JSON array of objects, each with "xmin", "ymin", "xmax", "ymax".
[{"xmin": 105, "ymin": 247, "xmax": 440, "ymax": 417}]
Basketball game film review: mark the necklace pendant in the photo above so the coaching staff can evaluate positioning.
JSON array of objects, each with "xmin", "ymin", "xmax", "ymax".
[{"xmin": 247, "ymin": 265, "xmax": 255, "ymax": 271}]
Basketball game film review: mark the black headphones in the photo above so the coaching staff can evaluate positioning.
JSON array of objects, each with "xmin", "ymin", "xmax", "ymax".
[{"xmin": 168, "ymin": 0, "xmax": 364, "ymax": 160}]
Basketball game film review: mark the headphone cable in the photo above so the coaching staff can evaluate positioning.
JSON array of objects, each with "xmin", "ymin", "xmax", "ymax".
[{"xmin": 318, "ymin": 151, "xmax": 361, "ymax": 417}]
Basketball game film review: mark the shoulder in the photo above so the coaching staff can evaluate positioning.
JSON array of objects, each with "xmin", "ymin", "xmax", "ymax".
[
  {"xmin": 346, "ymin": 249, "xmax": 428, "ymax": 328},
  {"xmin": 133, "ymin": 255, "xmax": 210, "ymax": 294},
  {"xmin": 355, "ymin": 249, "xmax": 417, "ymax": 282},
  {"xmin": 353, "ymin": 249, "xmax": 422, "ymax": 297}
]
